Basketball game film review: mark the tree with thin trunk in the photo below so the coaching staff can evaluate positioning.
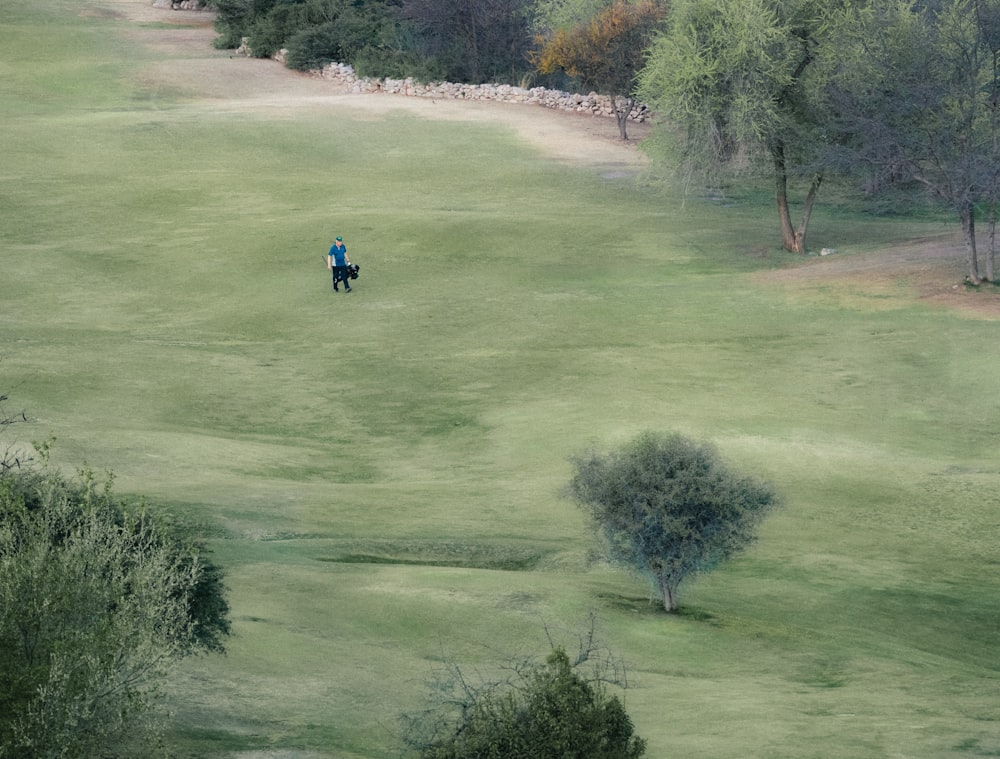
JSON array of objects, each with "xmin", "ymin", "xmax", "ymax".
[
  {"xmin": 637, "ymin": 0, "xmax": 830, "ymax": 252},
  {"xmin": 534, "ymin": 0, "xmax": 667, "ymax": 140},
  {"xmin": 567, "ymin": 431, "xmax": 778, "ymax": 613}
]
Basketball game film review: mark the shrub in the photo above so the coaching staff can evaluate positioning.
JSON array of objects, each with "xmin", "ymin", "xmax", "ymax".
[
  {"xmin": 0, "ymin": 465, "xmax": 230, "ymax": 757},
  {"xmin": 405, "ymin": 647, "xmax": 645, "ymax": 759}
]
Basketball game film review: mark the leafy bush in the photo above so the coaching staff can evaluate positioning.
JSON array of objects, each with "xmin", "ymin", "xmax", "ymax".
[
  {"xmin": 0, "ymin": 463, "xmax": 230, "ymax": 757},
  {"xmin": 405, "ymin": 647, "xmax": 646, "ymax": 759},
  {"xmin": 284, "ymin": 20, "xmax": 341, "ymax": 68},
  {"xmin": 212, "ymin": 0, "xmax": 537, "ymax": 83},
  {"xmin": 211, "ymin": 0, "xmax": 255, "ymax": 49},
  {"xmin": 247, "ymin": 2, "xmax": 308, "ymax": 58}
]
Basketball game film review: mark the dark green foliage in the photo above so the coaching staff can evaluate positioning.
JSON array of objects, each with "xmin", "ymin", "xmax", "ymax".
[
  {"xmin": 284, "ymin": 19, "xmax": 341, "ymax": 68},
  {"xmin": 180, "ymin": 542, "xmax": 232, "ymax": 653},
  {"xmin": 212, "ymin": 0, "xmax": 536, "ymax": 83},
  {"xmin": 0, "ymin": 464, "xmax": 230, "ymax": 757},
  {"xmin": 407, "ymin": 648, "xmax": 646, "ymax": 759},
  {"xmin": 402, "ymin": 0, "xmax": 536, "ymax": 83},
  {"xmin": 246, "ymin": 0, "xmax": 313, "ymax": 58},
  {"xmin": 569, "ymin": 431, "xmax": 778, "ymax": 612},
  {"xmin": 212, "ymin": 0, "xmax": 254, "ymax": 48},
  {"xmin": 284, "ymin": 4, "xmax": 401, "ymax": 72}
]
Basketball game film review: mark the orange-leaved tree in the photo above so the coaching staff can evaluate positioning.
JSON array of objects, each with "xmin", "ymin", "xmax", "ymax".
[{"xmin": 533, "ymin": 0, "xmax": 666, "ymax": 140}]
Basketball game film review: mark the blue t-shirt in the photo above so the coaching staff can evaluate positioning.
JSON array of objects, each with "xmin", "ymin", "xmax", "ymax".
[{"xmin": 328, "ymin": 243, "xmax": 348, "ymax": 267}]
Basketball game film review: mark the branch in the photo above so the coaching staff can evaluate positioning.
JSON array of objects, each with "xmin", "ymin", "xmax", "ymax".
[{"xmin": 0, "ymin": 392, "xmax": 33, "ymax": 473}]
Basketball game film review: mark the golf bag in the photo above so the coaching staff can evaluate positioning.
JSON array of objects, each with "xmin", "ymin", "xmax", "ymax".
[{"xmin": 327, "ymin": 260, "xmax": 360, "ymax": 286}]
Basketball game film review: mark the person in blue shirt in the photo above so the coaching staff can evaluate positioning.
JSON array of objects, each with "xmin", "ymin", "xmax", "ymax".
[{"xmin": 327, "ymin": 236, "xmax": 352, "ymax": 293}]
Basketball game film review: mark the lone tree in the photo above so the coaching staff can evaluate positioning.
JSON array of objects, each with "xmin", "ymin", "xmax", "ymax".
[
  {"xmin": 0, "ymin": 458, "xmax": 230, "ymax": 758},
  {"xmin": 403, "ymin": 643, "xmax": 646, "ymax": 758},
  {"xmin": 568, "ymin": 431, "xmax": 778, "ymax": 612}
]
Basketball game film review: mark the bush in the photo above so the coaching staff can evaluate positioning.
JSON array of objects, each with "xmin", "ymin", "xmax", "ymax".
[
  {"xmin": 247, "ymin": 3, "xmax": 306, "ymax": 58},
  {"xmin": 284, "ymin": 20, "xmax": 341, "ymax": 70},
  {"xmin": 0, "ymin": 464, "xmax": 230, "ymax": 757},
  {"xmin": 211, "ymin": 0, "xmax": 255, "ymax": 49},
  {"xmin": 405, "ymin": 647, "xmax": 646, "ymax": 759}
]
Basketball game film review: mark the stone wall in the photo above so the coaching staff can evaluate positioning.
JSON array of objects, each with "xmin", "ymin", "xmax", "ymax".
[
  {"xmin": 226, "ymin": 39, "xmax": 650, "ymax": 124},
  {"xmin": 152, "ymin": 0, "xmax": 208, "ymax": 9},
  {"xmin": 309, "ymin": 61, "xmax": 651, "ymax": 123}
]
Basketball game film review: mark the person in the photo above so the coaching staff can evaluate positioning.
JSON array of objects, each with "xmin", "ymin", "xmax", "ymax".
[{"xmin": 327, "ymin": 236, "xmax": 352, "ymax": 293}]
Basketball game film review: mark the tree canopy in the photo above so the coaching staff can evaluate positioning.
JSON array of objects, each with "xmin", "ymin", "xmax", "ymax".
[
  {"xmin": 403, "ymin": 0, "xmax": 537, "ymax": 84},
  {"xmin": 568, "ymin": 431, "xmax": 778, "ymax": 612},
  {"xmin": 636, "ymin": 0, "xmax": 1000, "ymax": 270},
  {"xmin": 637, "ymin": 0, "xmax": 830, "ymax": 252}
]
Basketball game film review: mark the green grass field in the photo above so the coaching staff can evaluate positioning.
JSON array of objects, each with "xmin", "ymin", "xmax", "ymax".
[{"xmin": 2, "ymin": 1, "xmax": 999, "ymax": 757}]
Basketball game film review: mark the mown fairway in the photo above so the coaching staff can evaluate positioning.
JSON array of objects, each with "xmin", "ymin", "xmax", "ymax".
[{"xmin": 2, "ymin": 1, "xmax": 999, "ymax": 757}]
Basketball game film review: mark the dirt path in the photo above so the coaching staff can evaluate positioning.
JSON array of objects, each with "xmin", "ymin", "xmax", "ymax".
[
  {"xmin": 119, "ymin": 1, "xmax": 648, "ymax": 171},
  {"xmin": 109, "ymin": 0, "xmax": 998, "ymax": 318}
]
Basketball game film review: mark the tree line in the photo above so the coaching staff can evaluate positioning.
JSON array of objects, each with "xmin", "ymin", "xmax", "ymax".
[
  {"xmin": 213, "ymin": 0, "xmax": 1000, "ymax": 279},
  {"xmin": 211, "ymin": 0, "xmax": 542, "ymax": 83},
  {"xmin": 638, "ymin": 0, "xmax": 1000, "ymax": 278}
]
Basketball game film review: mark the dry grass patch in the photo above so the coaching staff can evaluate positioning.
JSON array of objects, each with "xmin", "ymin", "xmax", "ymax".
[{"xmin": 754, "ymin": 233, "xmax": 1000, "ymax": 318}]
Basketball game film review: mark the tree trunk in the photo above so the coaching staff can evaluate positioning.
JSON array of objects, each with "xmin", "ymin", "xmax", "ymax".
[
  {"xmin": 772, "ymin": 141, "xmax": 821, "ymax": 254},
  {"xmin": 987, "ymin": 200, "xmax": 996, "ymax": 283},
  {"xmin": 612, "ymin": 94, "xmax": 632, "ymax": 141},
  {"xmin": 796, "ymin": 173, "xmax": 823, "ymax": 250},
  {"xmin": 772, "ymin": 143, "xmax": 802, "ymax": 253},
  {"xmin": 961, "ymin": 201, "xmax": 982, "ymax": 282},
  {"xmin": 657, "ymin": 574, "xmax": 678, "ymax": 613}
]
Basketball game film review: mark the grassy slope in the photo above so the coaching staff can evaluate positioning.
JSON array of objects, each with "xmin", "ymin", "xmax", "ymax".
[{"xmin": 2, "ymin": 2, "xmax": 999, "ymax": 757}]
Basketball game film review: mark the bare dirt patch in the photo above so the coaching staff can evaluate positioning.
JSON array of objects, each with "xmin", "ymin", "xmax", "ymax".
[{"xmin": 754, "ymin": 234, "xmax": 1000, "ymax": 319}]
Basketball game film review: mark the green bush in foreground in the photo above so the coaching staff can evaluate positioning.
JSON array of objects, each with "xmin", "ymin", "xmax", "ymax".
[
  {"xmin": 405, "ymin": 647, "xmax": 646, "ymax": 759},
  {"xmin": 0, "ymin": 460, "xmax": 230, "ymax": 758},
  {"xmin": 569, "ymin": 431, "xmax": 778, "ymax": 612}
]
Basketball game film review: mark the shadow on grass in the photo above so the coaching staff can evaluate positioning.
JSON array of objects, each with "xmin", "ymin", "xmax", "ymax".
[
  {"xmin": 595, "ymin": 592, "xmax": 720, "ymax": 623},
  {"xmin": 316, "ymin": 541, "xmax": 548, "ymax": 571},
  {"xmin": 321, "ymin": 553, "xmax": 542, "ymax": 571}
]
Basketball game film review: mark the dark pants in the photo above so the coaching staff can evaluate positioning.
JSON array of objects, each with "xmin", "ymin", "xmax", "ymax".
[{"xmin": 332, "ymin": 266, "xmax": 351, "ymax": 290}]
